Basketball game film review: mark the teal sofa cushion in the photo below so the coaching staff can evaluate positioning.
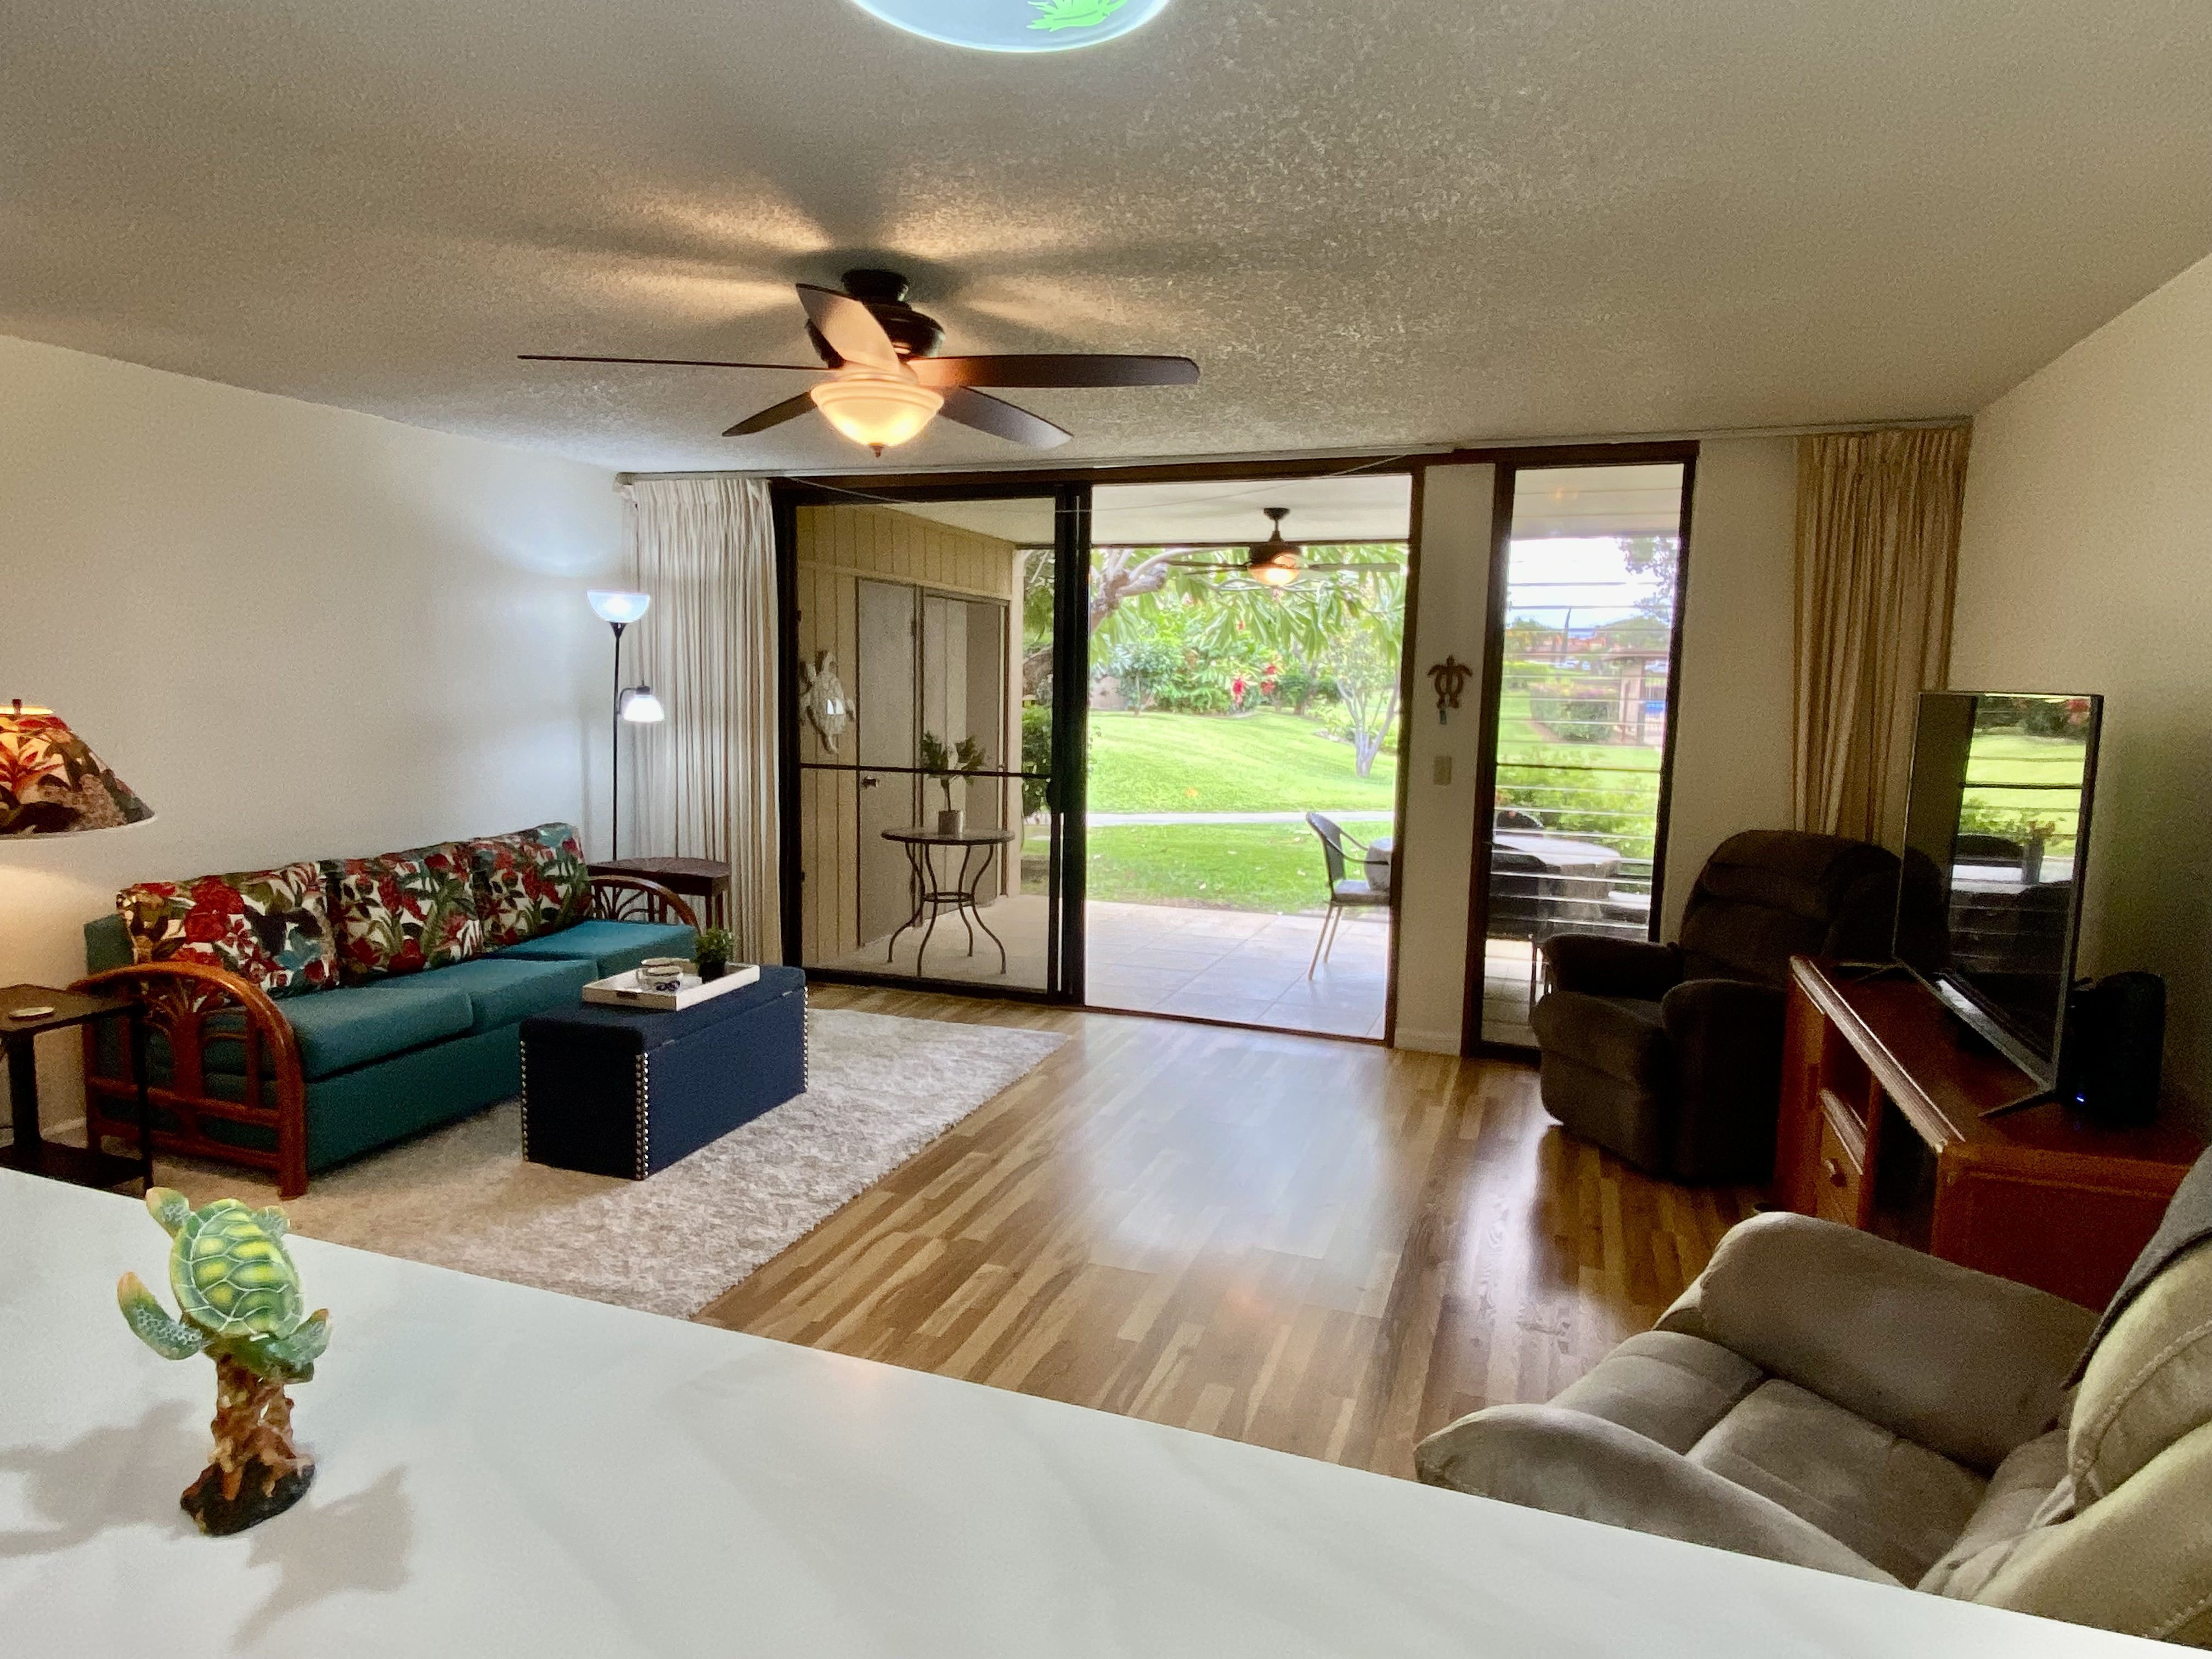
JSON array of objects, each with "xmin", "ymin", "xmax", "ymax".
[
  {"xmin": 279, "ymin": 979, "xmax": 476, "ymax": 1079},
  {"xmin": 496, "ymin": 918, "xmax": 696, "ymax": 979},
  {"xmin": 429, "ymin": 956, "xmax": 594, "ymax": 1032}
]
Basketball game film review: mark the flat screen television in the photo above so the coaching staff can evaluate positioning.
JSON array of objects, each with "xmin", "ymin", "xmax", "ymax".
[{"xmin": 1893, "ymin": 690, "xmax": 2103, "ymax": 1096}]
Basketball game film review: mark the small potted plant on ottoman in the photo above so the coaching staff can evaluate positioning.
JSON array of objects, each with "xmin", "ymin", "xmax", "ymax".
[{"xmin": 695, "ymin": 927, "xmax": 733, "ymax": 981}]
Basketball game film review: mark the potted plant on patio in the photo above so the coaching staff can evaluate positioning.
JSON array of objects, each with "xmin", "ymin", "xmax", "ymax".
[{"xmin": 919, "ymin": 731, "xmax": 986, "ymax": 834}]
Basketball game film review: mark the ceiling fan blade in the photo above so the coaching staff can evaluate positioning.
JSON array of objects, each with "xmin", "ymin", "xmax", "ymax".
[
  {"xmin": 723, "ymin": 392, "xmax": 820, "ymax": 438},
  {"xmin": 936, "ymin": 388, "xmax": 1071, "ymax": 449},
  {"xmin": 795, "ymin": 285, "xmax": 903, "ymax": 373},
  {"xmin": 519, "ymin": 354, "xmax": 825, "ymax": 372},
  {"xmin": 908, "ymin": 354, "xmax": 1201, "ymax": 390},
  {"xmin": 1300, "ymin": 562, "xmax": 1406, "ymax": 572}
]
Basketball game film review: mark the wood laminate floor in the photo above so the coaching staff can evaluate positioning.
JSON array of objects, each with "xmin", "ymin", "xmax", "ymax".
[{"xmin": 698, "ymin": 986, "xmax": 1762, "ymax": 1481}]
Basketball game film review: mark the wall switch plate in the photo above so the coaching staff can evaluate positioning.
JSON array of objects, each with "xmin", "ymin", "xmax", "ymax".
[{"xmin": 1432, "ymin": 754, "xmax": 1453, "ymax": 786}]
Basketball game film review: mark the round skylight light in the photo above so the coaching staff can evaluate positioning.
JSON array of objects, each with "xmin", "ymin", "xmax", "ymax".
[{"xmin": 850, "ymin": 0, "xmax": 1173, "ymax": 53}]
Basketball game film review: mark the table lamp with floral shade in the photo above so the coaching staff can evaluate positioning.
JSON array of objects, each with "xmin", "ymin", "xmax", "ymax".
[{"xmin": 0, "ymin": 701, "xmax": 155, "ymax": 838}]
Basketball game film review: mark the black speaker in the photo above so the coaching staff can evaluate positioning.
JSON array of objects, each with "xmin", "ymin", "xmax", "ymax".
[{"xmin": 2066, "ymin": 972, "xmax": 2165, "ymax": 1127}]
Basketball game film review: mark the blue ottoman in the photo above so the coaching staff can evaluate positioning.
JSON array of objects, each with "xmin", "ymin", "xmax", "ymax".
[{"xmin": 519, "ymin": 966, "xmax": 806, "ymax": 1179}]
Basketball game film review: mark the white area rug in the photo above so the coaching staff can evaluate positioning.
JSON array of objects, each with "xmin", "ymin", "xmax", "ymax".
[{"xmin": 156, "ymin": 1010, "xmax": 1065, "ymax": 1318}]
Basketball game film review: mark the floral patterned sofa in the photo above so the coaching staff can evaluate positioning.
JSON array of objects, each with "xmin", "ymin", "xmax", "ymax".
[{"xmin": 75, "ymin": 822, "xmax": 696, "ymax": 1197}]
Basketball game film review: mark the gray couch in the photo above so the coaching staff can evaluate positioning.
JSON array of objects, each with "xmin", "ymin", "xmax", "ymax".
[
  {"xmin": 1417, "ymin": 1160, "xmax": 2212, "ymax": 1645},
  {"xmin": 1531, "ymin": 829, "xmax": 1898, "ymax": 1183}
]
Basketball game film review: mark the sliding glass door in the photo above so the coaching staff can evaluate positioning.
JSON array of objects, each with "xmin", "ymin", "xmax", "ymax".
[
  {"xmin": 1472, "ymin": 460, "xmax": 1693, "ymax": 1048},
  {"xmin": 781, "ymin": 486, "xmax": 1086, "ymax": 998},
  {"xmin": 1082, "ymin": 474, "xmax": 1412, "ymax": 1039}
]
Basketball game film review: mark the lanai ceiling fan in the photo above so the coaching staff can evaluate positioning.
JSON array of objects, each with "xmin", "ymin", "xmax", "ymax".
[
  {"xmin": 520, "ymin": 268, "xmax": 1199, "ymax": 455},
  {"xmin": 1162, "ymin": 508, "xmax": 1403, "ymax": 588}
]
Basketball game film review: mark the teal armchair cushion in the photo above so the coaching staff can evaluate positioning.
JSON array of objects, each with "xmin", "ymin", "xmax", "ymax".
[{"xmin": 496, "ymin": 918, "xmax": 696, "ymax": 979}]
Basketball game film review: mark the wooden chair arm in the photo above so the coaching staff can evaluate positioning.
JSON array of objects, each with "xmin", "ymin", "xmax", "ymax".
[
  {"xmin": 68, "ymin": 960, "xmax": 311, "ymax": 1197},
  {"xmin": 585, "ymin": 873, "xmax": 700, "ymax": 932}
]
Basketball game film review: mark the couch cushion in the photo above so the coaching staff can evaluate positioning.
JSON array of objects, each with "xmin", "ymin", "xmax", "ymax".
[
  {"xmin": 322, "ymin": 842, "xmax": 485, "ymax": 984},
  {"xmin": 1550, "ymin": 1330, "xmax": 1765, "ymax": 1454},
  {"xmin": 1689, "ymin": 1211, "xmax": 2094, "ymax": 1471},
  {"xmin": 496, "ymin": 918, "xmax": 696, "ymax": 978},
  {"xmin": 116, "ymin": 860, "xmax": 339, "ymax": 998},
  {"xmin": 2071, "ymin": 1238, "xmax": 2212, "ymax": 1505},
  {"xmin": 1970, "ymin": 1418, "xmax": 2212, "ymax": 1645},
  {"xmin": 1688, "ymin": 1378, "xmax": 1987, "ymax": 1584},
  {"xmin": 1919, "ymin": 1424, "xmax": 2073, "ymax": 1599},
  {"xmin": 430, "ymin": 955, "xmax": 594, "ymax": 1032},
  {"xmin": 270, "ymin": 978, "xmax": 475, "ymax": 1079},
  {"xmin": 468, "ymin": 822, "xmax": 590, "ymax": 949},
  {"xmin": 1530, "ymin": 990, "xmax": 1668, "ymax": 1083}
]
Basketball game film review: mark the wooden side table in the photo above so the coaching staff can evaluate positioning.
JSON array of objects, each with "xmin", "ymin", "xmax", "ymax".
[
  {"xmin": 588, "ymin": 858, "xmax": 731, "ymax": 931},
  {"xmin": 0, "ymin": 984, "xmax": 154, "ymax": 1193}
]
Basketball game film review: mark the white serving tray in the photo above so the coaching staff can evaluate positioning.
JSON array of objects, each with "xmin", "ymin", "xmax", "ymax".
[{"xmin": 582, "ymin": 963, "xmax": 761, "ymax": 1012}]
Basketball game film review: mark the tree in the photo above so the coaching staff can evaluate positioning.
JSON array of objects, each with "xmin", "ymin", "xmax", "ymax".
[
  {"xmin": 1022, "ymin": 545, "xmax": 1184, "ymax": 698},
  {"xmin": 1617, "ymin": 534, "xmax": 1681, "ymax": 625},
  {"xmin": 1316, "ymin": 580, "xmax": 1404, "ymax": 777}
]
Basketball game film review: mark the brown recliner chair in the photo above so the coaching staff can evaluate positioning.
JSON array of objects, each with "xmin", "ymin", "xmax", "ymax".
[{"xmin": 1530, "ymin": 830, "xmax": 1899, "ymax": 1183}]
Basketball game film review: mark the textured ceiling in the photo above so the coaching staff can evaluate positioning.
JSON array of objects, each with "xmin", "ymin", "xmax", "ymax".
[{"xmin": 5, "ymin": 2, "xmax": 2210, "ymax": 473}]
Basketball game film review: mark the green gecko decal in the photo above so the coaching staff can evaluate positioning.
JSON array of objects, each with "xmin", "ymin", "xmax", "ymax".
[{"xmin": 1029, "ymin": 0, "xmax": 1130, "ymax": 31}]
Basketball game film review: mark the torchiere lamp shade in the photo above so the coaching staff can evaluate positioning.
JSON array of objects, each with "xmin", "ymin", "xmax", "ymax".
[{"xmin": 0, "ymin": 702, "xmax": 155, "ymax": 836}]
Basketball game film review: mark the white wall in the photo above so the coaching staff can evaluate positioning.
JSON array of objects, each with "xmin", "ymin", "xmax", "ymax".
[
  {"xmin": 0, "ymin": 335, "xmax": 622, "ymax": 1099},
  {"xmin": 1392, "ymin": 464, "xmax": 1493, "ymax": 1052},
  {"xmin": 1391, "ymin": 441, "xmax": 1798, "ymax": 1052},
  {"xmin": 1660, "ymin": 438, "xmax": 1799, "ymax": 935},
  {"xmin": 1950, "ymin": 249, "xmax": 2212, "ymax": 1124}
]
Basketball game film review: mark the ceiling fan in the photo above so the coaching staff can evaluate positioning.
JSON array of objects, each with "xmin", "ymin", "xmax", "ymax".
[
  {"xmin": 1163, "ymin": 508, "xmax": 1404, "ymax": 588},
  {"xmin": 520, "ymin": 268, "xmax": 1199, "ymax": 455}
]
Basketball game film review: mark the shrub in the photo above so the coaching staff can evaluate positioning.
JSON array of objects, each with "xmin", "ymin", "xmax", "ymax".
[
  {"xmin": 1102, "ymin": 637, "xmax": 1181, "ymax": 711},
  {"xmin": 1021, "ymin": 704, "xmax": 1052, "ymax": 817},
  {"xmin": 1497, "ymin": 753, "xmax": 1662, "ymax": 860},
  {"xmin": 1526, "ymin": 684, "xmax": 1616, "ymax": 743}
]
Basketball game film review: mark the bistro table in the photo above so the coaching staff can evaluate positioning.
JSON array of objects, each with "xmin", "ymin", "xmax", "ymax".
[
  {"xmin": 0, "ymin": 1169, "xmax": 2150, "ymax": 1658},
  {"xmin": 880, "ymin": 825, "xmax": 1018, "ymax": 979},
  {"xmin": 0, "ymin": 981, "xmax": 153, "ymax": 1193}
]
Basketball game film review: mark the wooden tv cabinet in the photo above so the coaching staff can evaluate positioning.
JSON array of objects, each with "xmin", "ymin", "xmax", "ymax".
[{"xmin": 1777, "ymin": 956, "xmax": 2203, "ymax": 1310}]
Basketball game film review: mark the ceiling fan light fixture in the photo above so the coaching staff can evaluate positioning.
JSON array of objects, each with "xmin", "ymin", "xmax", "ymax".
[
  {"xmin": 809, "ymin": 369, "xmax": 943, "ymax": 453},
  {"xmin": 1252, "ymin": 551, "xmax": 1301, "ymax": 586}
]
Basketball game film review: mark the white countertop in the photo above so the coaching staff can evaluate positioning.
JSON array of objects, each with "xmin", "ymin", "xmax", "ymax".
[{"xmin": 0, "ymin": 1170, "xmax": 2155, "ymax": 1657}]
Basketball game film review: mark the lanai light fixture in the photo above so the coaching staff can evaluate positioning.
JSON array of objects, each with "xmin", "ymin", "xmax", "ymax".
[{"xmin": 848, "ymin": 0, "xmax": 1173, "ymax": 53}]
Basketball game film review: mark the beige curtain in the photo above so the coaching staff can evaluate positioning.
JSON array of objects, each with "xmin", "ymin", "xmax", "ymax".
[
  {"xmin": 1792, "ymin": 426, "xmax": 1972, "ymax": 846},
  {"xmin": 622, "ymin": 477, "xmax": 782, "ymax": 962}
]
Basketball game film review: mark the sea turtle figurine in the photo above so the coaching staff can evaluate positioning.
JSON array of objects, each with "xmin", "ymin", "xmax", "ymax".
[{"xmin": 117, "ymin": 1187, "xmax": 331, "ymax": 1534}]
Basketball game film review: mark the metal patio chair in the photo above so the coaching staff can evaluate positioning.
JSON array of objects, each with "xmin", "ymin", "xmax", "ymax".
[{"xmin": 1304, "ymin": 812, "xmax": 1391, "ymax": 977}]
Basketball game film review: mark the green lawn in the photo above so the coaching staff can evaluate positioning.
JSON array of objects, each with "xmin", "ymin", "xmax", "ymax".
[
  {"xmin": 1084, "ymin": 822, "xmax": 1337, "ymax": 912},
  {"xmin": 1963, "ymin": 730, "xmax": 2092, "ymax": 854},
  {"xmin": 1087, "ymin": 710, "xmax": 1396, "ymax": 813}
]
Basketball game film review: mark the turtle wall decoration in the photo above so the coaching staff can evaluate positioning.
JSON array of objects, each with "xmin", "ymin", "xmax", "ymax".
[
  {"xmin": 116, "ymin": 1188, "xmax": 331, "ymax": 1534},
  {"xmin": 800, "ymin": 650, "xmax": 852, "ymax": 753}
]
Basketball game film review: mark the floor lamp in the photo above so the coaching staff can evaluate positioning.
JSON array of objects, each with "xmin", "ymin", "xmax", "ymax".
[{"xmin": 588, "ymin": 591, "xmax": 665, "ymax": 861}]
